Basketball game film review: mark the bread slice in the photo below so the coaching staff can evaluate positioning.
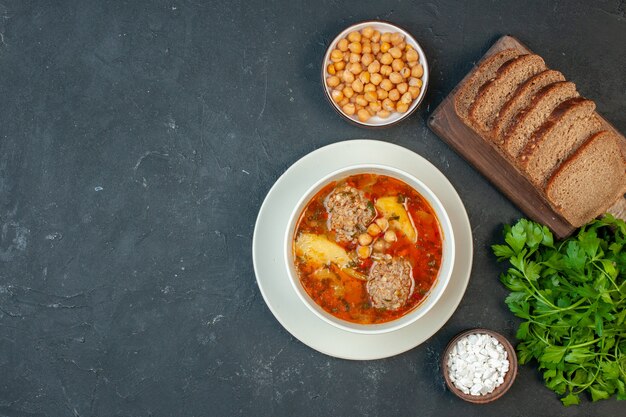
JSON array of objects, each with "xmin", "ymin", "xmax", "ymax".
[
  {"xmin": 468, "ymin": 54, "xmax": 546, "ymax": 134},
  {"xmin": 546, "ymin": 131, "xmax": 626, "ymax": 227},
  {"xmin": 492, "ymin": 70, "xmax": 566, "ymax": 144},
  {"xmin": 519, "ymin": 99, "xmax": 597, "ymax": 185},
  {"xmin": 503, "ymin": 81, "xmax": 579, "ymax": 158},
  {"xmin": 454, "ymin": 49, "xmax": 524, "ymax": 122}
]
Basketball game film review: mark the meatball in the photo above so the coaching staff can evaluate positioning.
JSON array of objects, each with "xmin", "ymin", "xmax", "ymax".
[
  {"xmin": 325, "ymin": 185, "xmax": 375, "ymax": 242},
  {"xmin": 367, "ymin": 256, "xmax": 413, "ymax": 310}
]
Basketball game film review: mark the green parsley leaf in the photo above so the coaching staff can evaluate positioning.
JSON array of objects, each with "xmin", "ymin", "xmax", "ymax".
[{"xmin": 493, "ymin": 217, "xmax": 626, "ymax": 406}]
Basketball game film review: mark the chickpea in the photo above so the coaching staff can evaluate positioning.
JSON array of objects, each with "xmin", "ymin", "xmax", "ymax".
[
  {"xmin": 361, "ymin": 26, "xmax": 374, "ymax": 39},
  {"xmin": 367, "ymin": 223, "xmax": 382, "ymax": 236},
  {"xmin": 330, "ymin": 49, "xmax": 344, "ymax": 62},
  {"xmin": 330, "ymin": 30, "xmax": 425, "ymax": 122},
  {"xmin": 342, "ymin": 70, "xmax": 355, "ymax": 83},
  {"xmin": 406, "ymin": 48, "xmax": 419, "ymax": 62},
  {"xmin": 331, "ymin": 89, "xmax": 344, "ymax": 103},
  {"xmin": 343, "ymin": 103, "xmax": 356, "ymax": 116},
  {"xmin": 347, "ymin": 31, "xmax": 361, "ymax": 43},
  {"xmin": 367, "ymin": 60, "xmax": 381, "ymax": 74},
  {"xmin": 349, "ymin": 62, "xmax": 363, "ymax": 75},
  {"xmin": 377, "ymin": 109, "xmax": 391, "ymax": 118},
  {"xmin": 379, "ymin": 79, "xmax": 393, "ymax": 92},
  {"xmin": 373, "ymin": 239, "xmax": 386, "ymax": 252},
  {"xmin": 370, "ymin": 72, "xmax": 383, "ymax": 86},
  {"xmin": 363, "ymin": 83, "xmax": 376, "ymax": 93},
  {"xmin": 326, "ymin": 76, "xmax": 340, "ymax": 88},
  {"xmin": 350, "ymin": 42, "xmax": 363, "ymax": 54},
  {"xmin": 384, "ymin": 230, "xmax": 397, "ymax": 243},
  {"xmin": 352, "ymin": 79, "xmax": 364, "ymax": 93},
  {"xmin": 358, "ymin": 232, "xmax": 373, "ymax": 246},
  {"xmin": 388, "ymin": 47, "xmax": 402, "ymax": 59},
  {"xmin": 382, "ymin": 98, "xmax": 395, "ymax": 111},
  {"xmin": 380, "ymin": 52, "xmax": 393, "ymax": 65},
  {"xmin": 357, "ymin": 245, "xmax": 371, "ymax": 259},
  {"xmin": 409, "ymin": 86, "xmax": 421, "ymax": 99},
  {"xmin": 361, "ymin": 53, "xmax": 373, "ymax": 67},
  {"xmin": 391, "ymin": 58, "xmax": 405, "ymax": 72},
  {"xmin": 364, "ymin": 91, "xmax": 377, "ymax": 102},
  {"xmin": 357, "ymin": 108, "xmax": 371, "ymax": 122},
  {"xmin": 389, "ymin": 72, "xmax": 403, "ymax": 84},
  {"xmin": 355, "ymin": 95, "xmax": 368, "ymax": 107},
  {"xmin": 411, "ymin": 64, "xmax": 424, "ymax": 78},
  {"xmin": 375, "ymin": 217, "xmax": 389, "ymax": 231},
  {"xmin": 368, "ymin": 100, "xmax": 382, "ymax": 112},
  {"xmin": 396, "ymin": 102, "xmax": 409, "ymax": 113},
  {"xmin": 390, "ymin": 32, "xmax": 404, "ymax": 45}
]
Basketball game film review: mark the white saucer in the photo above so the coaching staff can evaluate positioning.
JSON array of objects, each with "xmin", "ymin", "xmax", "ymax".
[{"xmin": 252, "ymin": 140, "xmax": 473, "ymax": 360}]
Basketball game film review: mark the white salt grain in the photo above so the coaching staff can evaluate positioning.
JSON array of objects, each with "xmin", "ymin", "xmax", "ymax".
[{"xmin": 447, "ymin": 333, "xmax": 509, "ymax": 396}]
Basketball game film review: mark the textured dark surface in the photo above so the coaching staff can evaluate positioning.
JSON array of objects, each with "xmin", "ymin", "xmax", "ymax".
[{"xmin": 0, "ymin": 1, "xmax": 625, "ymax": 416}]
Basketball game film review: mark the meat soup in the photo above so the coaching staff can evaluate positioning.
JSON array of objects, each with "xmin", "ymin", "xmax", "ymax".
[{"xmin": 292, "ymin": 173, "xmax": 443, "ymax": 324}]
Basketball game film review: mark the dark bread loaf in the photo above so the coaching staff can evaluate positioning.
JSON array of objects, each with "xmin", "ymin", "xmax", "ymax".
[
  {"xmin": 546, "ymin": 131, "xmax": 626, "ymax": 227},
  {"xmin": 468, "ymin": 54, "xmax": 546, "ymax": 134},
  {"xmin": 454, "ymin": 49, "xmax": 524, "ymax": 122},
  {"xmin": 503, "ymin": 81, "xmax": 579, "ymax": 158},
  {"xmin": 492, "ymin": 70, "xmax": 565, "ymax": 144},
  {"xmin": 519, "ymin": 99, "xmax": 599, "ymax": 186}
]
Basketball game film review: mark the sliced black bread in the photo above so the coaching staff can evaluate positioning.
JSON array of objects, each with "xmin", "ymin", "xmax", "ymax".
[
  {"xmin": 454, "ymin": 49, "xmax": 524, "ymax": 122},
  {"xmin": 546, "ymin": 130, "xmax": 626, "ymax": 227},
  {"xmin": 492, "ymin": 69, "xmax": 565, "ymax": 144},
  {"xmin": 519, "ymin": 99, "xmax": 597, "ymax": 185},
  {"xmin": 468, "ymin": 54, "xmax": 546, "ymax": 134},
  {"xmin": 503, "ymin": 81, "xmax": 579, "ymax": 158}
]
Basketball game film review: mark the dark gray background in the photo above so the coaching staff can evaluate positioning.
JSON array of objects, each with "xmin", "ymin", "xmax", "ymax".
[{"xmin": 0, "ymin": 1, "xmax": 624, "ymax": 416}]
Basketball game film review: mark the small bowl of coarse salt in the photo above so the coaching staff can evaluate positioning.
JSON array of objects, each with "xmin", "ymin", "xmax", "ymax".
[{"xmin": 442, "ymin": 329, "xmax": 518, "ymax": 404}]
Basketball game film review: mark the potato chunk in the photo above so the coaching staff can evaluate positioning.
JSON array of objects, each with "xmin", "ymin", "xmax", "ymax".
[
  {"xmin": 295, "ymin": 233, "xmax": 351, "ymax": 267},
  {"xmin": 374, "ymin": 196, "xmax": 417, "ymax": 242}
]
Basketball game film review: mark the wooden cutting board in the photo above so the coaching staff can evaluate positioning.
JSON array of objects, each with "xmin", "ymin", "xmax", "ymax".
[{"xmin": 428, "ymin": 35, "xmax": 626, "ymax": 239}]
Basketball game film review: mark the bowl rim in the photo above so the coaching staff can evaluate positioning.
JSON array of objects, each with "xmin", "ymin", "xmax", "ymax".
[
  {"xmin": 321, "ymin": 20, "xmax": 430, "ymax": 128},
  {"xmin": 284, "ymin": 163, "xmax": 455, "ymax": 335},
  {"xmin": 441, "ymin": 328, "xmax": 519, "ymax": 403}
]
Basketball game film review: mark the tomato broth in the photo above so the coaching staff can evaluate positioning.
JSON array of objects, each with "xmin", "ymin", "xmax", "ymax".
[{"xmin": 292, "ymin": 173, "xmax": 443, "ymax": 324}]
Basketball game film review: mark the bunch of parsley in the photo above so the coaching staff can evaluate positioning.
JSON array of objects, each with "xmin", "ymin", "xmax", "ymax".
[{"xmin": 492, "ymin": 215, "xmax": 626, "ymax": 405}]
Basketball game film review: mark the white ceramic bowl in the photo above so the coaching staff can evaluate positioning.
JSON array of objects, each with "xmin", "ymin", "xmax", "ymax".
[
  {"xmin": 322, "ymin": 21, "xmax": 429, "ymax": 128},
  {"xmin": 284, "ymin": 164, "xmax": 455, "ymax": 334}
]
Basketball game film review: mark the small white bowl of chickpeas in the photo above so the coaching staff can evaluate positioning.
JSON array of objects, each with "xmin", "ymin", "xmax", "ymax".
[{"xmin": 322, "ymin": 21, "xmax": 428, "ymax": 127}]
